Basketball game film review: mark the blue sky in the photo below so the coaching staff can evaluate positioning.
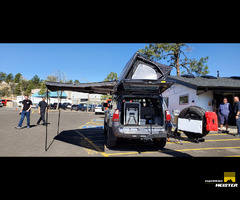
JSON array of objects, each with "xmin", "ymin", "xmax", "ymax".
[{"xmin": 0, "ymin": 43, "xmax": 239, "ymax": 83}]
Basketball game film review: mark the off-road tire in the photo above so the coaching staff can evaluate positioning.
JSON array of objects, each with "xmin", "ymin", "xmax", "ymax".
[
  {"xmin": 104, "ymin": 121, "xmax": 107, "ymax": 135},
  {"xmin": 153, "ymin": 138, "xmax": 167, "ymax": 149},
  {"xmin": 178, "ymin": 106, "xmax": 209, "ymax": 139},
  {"xmin": 106, "ymin": 126, "xmax": 117, "ymax": 148}
]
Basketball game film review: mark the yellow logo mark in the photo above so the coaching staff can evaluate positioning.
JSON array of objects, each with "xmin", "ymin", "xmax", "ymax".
[{"xmin": 224, "ymin": 172, "xmax": 236, "ymax": 183}]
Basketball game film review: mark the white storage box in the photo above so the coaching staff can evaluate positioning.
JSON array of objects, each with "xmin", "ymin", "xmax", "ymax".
[{"xmin": 124, "ymin": 102, "xmax": 140, "ymax": 125}]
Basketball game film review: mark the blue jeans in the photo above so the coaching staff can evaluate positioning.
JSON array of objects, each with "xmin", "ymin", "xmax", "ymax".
[
  {"xmin": 236, "ymin": 115, "xmax": 240, "ymax": 134},
  {"xmin": 18, "ymin": 110, "xmax": 30, "ymax": 127}
]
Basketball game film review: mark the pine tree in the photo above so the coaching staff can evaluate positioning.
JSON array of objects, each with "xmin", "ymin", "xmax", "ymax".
[{"xmin": 139, "ymin": 43, "xmax": 209, "ymax": 76}]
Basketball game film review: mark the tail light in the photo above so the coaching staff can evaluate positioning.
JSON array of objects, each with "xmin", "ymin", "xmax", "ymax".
[
  {"xmin": 165, "ymin": 110, "xmax": 171, "ymax": 123},
  {"xmin": 112, "ymin": 109, "xmax": 120, "ymax": 122}
]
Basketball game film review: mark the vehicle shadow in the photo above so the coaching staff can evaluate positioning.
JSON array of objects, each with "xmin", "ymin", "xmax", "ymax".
[
  {"xmin": 54, "ymin": 128, "xmax": 106, "ymax": 152},
  {"xmin": 54, "ymin": 128, "xmax": 192, "ymax": 157}
]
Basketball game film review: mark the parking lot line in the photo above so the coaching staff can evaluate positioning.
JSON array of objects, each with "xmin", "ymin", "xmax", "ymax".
[
  {"xmin": 167, "ymin": 138, "xmax": 240, "ymax": 144},
  {"xmin": 105, "ymin": 146, "xmax": 240, "ymax": 156},
  {"xmin": 75, "ymin": 130, "xmax": 109, "ymax": 157},
  {"xmin": 206, "ymin": 138, "xmax": 240, "ymax": 142},
  {"xmin": 77, "ymin": 119, "xmax": 108, "ymax": 157},
  {"xmin": 225, "ymin": 155, "xmax": 240, "ymax": 157},
  {"xmin": 174, "ymin": 146, "xmax": 240, "ymax": 152}
]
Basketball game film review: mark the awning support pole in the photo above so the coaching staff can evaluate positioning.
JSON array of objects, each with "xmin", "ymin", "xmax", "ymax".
[
  {"xmin": 57, "ymin": 91, "xmax": 62, "ymax": 135},
  {"xmin": 45, "ymin": 89, "xmax": 49, "ymax": 151}
]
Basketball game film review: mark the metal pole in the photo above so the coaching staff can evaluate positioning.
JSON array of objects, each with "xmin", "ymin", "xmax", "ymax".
[
  {"xmin": 57, "ymin": 91, "xmax": 62, "ymax": 135},
  {"xmin": 45, "ymin": 89, "xmax": 49, "ymax": 151},
  {"xmin": 87, "ymin": 93, "xmax": 89, "ymax": 112}
]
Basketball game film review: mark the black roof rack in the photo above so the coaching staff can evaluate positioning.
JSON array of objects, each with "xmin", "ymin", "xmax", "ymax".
[
  {"xmin": 231, "ymin": 76, "xmax": 240, "ymax": 80},
  {"xmin": 181, "ymin": 74, "xmax": 195, "ymax": 78},
  {"xmin": 201, "ymin": 75, "xmax": 217, "ymax": 79}
]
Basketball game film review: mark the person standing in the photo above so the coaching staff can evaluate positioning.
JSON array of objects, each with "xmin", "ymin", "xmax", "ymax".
[
  {"xmin": 233, "ymin": 96, "xmax": 240, "ymax": 137},
  {"xmin": 218, "ymin": 97, "xmax": 232, "ymax": 133},
  {"xmin": 15, "ymin": 95, "xmax": 33, "ymax": 129},
  {"xmin": 37, "ymin": 97, "xmax": 48, "ymax": 125}
]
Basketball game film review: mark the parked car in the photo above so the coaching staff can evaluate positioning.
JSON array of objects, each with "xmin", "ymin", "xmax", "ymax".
[
  {"xmin": 71, "ymin": 103, "xmax": 86, "ymax": 111},
  {"xmin": 95, "ymin": 105, "xmax": 104, "ymax": 114},
  {"xmin": 78, "ymin": 103, "xmax": 86, "ymax": 111},
  {"xmin": 32, "ymin": 103, "xmax": 39, "ymax": 108},
  {"xmin": 50, "ymin": 103, "xmax": 54, "ymax": 109},
  {"xmin": 71, "ymin": 104, "xmax": 79, "ymax": 111},
  {"xmin": 0, "ymin": 100, "xmax": 3, "ymax": 107},
  {"xmin": 1, "ymin": 99, "xmax": 12, "ymax": 106},
  {"xmin": 18, "ymin": 101, "xmax": 23, "ymax": 107},
  {"xmin": 82, "ymin": 104, "xmax": 95, "ymax": 112},
  {"xmin": 62, "ymin": 102, "xmax": 72, "ymax": 109},
  {"xmin": 53, "ymin": 103, "xmax": 67, "ymax": 110}
]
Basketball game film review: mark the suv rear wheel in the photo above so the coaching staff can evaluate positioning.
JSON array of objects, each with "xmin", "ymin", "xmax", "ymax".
[
  {"xmin": 106, "ymin": 126, "xmax": 117, "ymax": 148},
  {"xmin": 153, "ymin": 138, "xmax": 166, "ymax": 149}
]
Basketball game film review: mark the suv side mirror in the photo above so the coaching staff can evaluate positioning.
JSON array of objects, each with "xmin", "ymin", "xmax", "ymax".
[{"xmin": 103, "ymin": 103, "xmax": 108, "ymax": 107}]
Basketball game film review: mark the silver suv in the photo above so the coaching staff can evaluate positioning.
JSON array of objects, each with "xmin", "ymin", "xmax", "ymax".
[{"xmin": 104, "ymin": 52, "xmax": 174, "ymax": 148}]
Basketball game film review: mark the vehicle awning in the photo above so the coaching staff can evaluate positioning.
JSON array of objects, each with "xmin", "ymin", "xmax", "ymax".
[{"xmin": 45, "ymin": 81, "xmax": 116, "ymax": 95}]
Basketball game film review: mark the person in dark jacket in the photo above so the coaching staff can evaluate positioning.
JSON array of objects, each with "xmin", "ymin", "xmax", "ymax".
[
  {"xmin": 233, "ymin": 96, "xmax": 240, "ymax": 137},
  {"xmin": 37, "ymin": 97, "xmax": 48, "ymax": 125},
  {"xmin": 218, "ymin": 97, "xmax": 232, "ymax": 133}
]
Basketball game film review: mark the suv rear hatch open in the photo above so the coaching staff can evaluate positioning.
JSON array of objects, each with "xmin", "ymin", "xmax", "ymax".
[
  {"xmin": 117, "ymin": 79, "xmax": 173, "ymax": 95},
  {"xmin": 114, "ymin": 52, "xmax": 174, "ymax": 95}
]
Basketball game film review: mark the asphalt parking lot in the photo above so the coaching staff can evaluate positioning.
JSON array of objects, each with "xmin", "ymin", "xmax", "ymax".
[{"xmin": 0, "ymin": 107, "xmax": 240, "ymax": 157}]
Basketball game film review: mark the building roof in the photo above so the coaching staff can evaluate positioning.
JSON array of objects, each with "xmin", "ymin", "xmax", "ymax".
[{"xmin": 167, "ymin": 76, "xmax": 240, "ymax": 91}]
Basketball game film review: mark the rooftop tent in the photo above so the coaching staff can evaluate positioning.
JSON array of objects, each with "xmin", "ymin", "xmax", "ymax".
[
  {"xmin": 114, "ymin": 52, "xmax": 173, "ymax": 95},
  {"xmin": 117, "ymin": 52, "xmax": 172, "ymax": 81}
]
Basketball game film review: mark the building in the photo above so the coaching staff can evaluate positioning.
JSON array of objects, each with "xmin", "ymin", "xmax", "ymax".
[
  {"xmin": 31, "ymin": 91, "xmax": 68, "ymax": 104},
  {"xmin": 64, "ymin": 91, "xmax": 102, "ymax": 105},
  {"xmin": 30, "ymin": 89, "xmax": 102, "ymax": 105},
  {"xmin": 162, "ymin": 75, "xmax": 240, "ymax": 125}
]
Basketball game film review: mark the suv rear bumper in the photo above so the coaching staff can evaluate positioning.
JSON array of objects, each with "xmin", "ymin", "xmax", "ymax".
[{"xmin": 112, "ymin": 123, "xmax": 170, "ymax": 140}]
